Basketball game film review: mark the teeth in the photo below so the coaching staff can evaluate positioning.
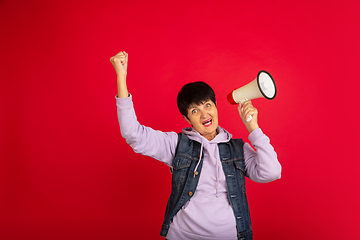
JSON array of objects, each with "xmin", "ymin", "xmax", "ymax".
[{"xmin": 203, "ymin": 119, "xmax": 212, "ymax": 126}]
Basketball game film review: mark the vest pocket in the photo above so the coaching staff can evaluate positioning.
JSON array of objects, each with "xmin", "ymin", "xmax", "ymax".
[
  {"xmin": 234, "ymin": 159, "xmax": 245, "ymax": 174},
  {"xmin": 172, "ymin": 155, "xmax": 192, "ymax": 187}
]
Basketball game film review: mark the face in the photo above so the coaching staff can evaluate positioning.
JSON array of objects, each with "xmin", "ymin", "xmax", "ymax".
[{"xmin": 184, "ymin": 100, "xmax": 219, "ymax": 141}]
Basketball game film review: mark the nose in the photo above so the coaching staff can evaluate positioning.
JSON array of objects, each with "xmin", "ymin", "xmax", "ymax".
[{"xmin": 200, "ymin": 110, "xmax": 209, "ymax": 119}]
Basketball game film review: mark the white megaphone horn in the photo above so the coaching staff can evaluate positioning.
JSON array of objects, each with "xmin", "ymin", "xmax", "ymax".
[{"xmin": 227, "ymin": 70, "xmax": 277, "ymax": 122}]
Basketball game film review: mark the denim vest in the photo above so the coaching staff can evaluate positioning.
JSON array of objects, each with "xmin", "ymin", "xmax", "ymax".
[{"xmin": 160, "ymin": 133, "xmax": 253, "ymax": 240}]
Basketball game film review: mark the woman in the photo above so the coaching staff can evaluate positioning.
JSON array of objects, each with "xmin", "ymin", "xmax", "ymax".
[{"xmin": 110, "ymin": 51, "xmax": 281, "ymax": 240}]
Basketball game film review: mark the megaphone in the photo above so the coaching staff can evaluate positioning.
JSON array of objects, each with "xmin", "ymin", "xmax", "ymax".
[
  {"xmin": 227, "ymin": 70, "xmax": 277, "ymax": 122},
  {"xmin": 227, "ymin": 70, "xmax": 277, "ymax": 104}
]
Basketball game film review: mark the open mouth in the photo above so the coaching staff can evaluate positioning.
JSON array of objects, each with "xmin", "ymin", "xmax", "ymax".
[{"xmin": 202, "ymin": 119, "xmax": 212, "ymax": 127}]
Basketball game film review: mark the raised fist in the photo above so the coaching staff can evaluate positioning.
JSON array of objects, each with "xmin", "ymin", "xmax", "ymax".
[{"xmin": 110, "ymin": 51, "xmax": 128, "ymax": 77}]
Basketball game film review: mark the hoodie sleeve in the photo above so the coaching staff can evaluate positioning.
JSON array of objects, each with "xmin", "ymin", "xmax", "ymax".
[
  {"xmin": 116, "ymin": 95, "xmax": 178, "ymax": 167},
  {"xmin": 243, "ymin": 128, "xmax": 282, "ymax": 183}
]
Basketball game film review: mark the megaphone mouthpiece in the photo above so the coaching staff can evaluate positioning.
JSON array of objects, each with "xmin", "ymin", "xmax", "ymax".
[{"xmin": 227, "ymin": 91, "xmax": 237, "ymax": 105}]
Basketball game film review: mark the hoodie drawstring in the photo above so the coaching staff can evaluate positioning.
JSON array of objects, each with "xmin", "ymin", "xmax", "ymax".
[
  {"xmin": 184, "ymin": 127, "xmax": 231, "ymax": 199},
  {"xmin": 193, "ymin": 140, "xmax": 220, "ymax": 198},
  {"xmin": 215, "ymin": 147, "xmax": 219, "ymax": 198},
  {"xmin": 194, "ymin": 142, "xmax": 203, "ymax": 178}
]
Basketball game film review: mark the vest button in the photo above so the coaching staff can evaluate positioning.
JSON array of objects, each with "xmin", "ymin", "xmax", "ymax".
[
  {"xmin": 194, "ymin": 171, "xmax": 199, "ymax": 176},
  {"xmin": 198, "ymin": 154, "xmax": 200, "ymax": 158},
  {"xmin": 188, "ymin": 191, "xmax": 193, "ymax": 196}
]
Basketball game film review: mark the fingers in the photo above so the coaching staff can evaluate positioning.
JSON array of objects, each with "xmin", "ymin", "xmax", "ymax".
[
  {"xmin": 110, "ymin": 51, "xmax": 128, "ymax": 76},
  {"xmin": 238, "ymin": 100, "xmax": 258, "ymax": 122},
  {"xmin": 110, "ymin": 51, "xmax": 128, "ymax": 65}
]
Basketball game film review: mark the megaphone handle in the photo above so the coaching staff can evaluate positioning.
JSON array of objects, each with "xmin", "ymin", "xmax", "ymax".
[{"xmin": 241, "ymin": 98, "xmax": 253, "ymax": 122}]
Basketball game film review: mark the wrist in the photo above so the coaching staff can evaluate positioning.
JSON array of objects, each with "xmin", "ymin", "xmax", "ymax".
[
  {"xmin": 117, "ymin": 73, "xmax": 127, "ymax": 80},
  {"xmin": 247, "ymin": 124, "xmax": 259, "ymax": 134}
]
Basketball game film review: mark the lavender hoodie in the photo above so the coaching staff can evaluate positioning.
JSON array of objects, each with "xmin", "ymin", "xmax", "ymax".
[{"xmin": 116, "ymin": 95, "xmax": 281, "ymax": 240}]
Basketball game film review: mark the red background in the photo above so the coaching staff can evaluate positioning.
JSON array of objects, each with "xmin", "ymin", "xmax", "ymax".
[{"xmin": 1, "ymin": 0, "xmax": 359, "ymax": 239}]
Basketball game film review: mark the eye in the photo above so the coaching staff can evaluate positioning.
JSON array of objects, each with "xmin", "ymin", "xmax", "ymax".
[
  {"xmin": 191, "ymin": 109, "xmax": 198, "ymax": 114},
  {"xmin": 205, "ymin": 103, "xmax": 211, "ymax": 107}
]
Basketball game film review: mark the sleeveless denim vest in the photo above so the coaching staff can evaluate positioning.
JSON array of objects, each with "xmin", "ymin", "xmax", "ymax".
[{"xmin": 160, "ymin": 133, "xmax": 253, "ymax": 240}]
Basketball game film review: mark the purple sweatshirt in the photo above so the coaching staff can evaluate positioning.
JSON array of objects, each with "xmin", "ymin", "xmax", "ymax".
[{"xmin": 116, "ymin": 95, "xmax": 281, "ymax": 240}]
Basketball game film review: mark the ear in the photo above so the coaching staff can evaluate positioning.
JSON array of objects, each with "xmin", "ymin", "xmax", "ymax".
[{"xmin": 183, "ymin": 115, "xmax": 192, "ymax": 125}]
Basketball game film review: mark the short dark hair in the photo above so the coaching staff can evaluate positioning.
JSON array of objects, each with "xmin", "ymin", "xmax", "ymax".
[{"xmin": 177, "ymin": 81, "xmax": 216, "ymax": 118}]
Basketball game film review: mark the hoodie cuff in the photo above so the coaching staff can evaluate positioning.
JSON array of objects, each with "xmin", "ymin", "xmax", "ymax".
[
  {"xmin": 115, "ymin": 93, "xmax": 131, "ymax": 99},
  {"xmin": 115, "ymin": 93, "xmax": 133, "ymax": 109},
  {"xmin": 248, "ymin": 128, "xmax": 264, "ymax": 143}
]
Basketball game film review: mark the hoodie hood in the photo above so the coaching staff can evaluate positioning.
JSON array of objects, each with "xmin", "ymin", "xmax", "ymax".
[{"xmin": 182, "ymin": 125, "xmax": 232, "ymax": 144}]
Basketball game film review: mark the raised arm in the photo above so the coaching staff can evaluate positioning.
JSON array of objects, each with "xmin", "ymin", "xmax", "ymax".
[
  {"xmin": 237, "ymin": 101, "xmax": 281, "ymax": 182},
  {"xmin": 111, "ymin": 51, "xmax": 178, "ymax": 166}
]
